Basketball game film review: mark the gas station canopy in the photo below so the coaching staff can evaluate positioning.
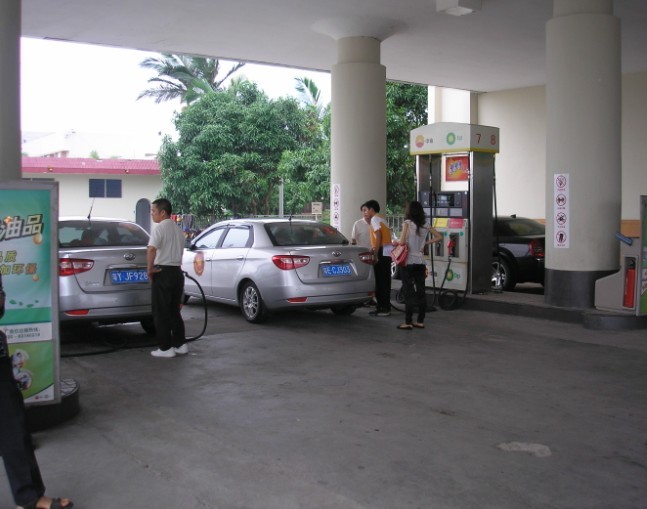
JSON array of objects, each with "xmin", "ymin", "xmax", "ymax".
[{"xmin": 20, "ymin": 1, "xmax": 647, "ymax": 94}]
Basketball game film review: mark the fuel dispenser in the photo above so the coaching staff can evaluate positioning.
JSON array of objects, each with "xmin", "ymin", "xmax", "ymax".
[
  {"xmin": 594, "ymin": 195, "xmax": 647, "ymax": 316},
  {"xmin": 409, "ymin": 122, "xmax": 500, "ymax": 294}
]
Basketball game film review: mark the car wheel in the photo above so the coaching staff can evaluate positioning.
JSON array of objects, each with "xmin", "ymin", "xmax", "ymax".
[
  {"xmin": 140, "ymin": 317, "xmax": 155, "ymax": 335},
  {"xmin": 331, "ymin": 305, "xmax": 357, "ymax": 316},
  {"xmin": 240, "ymin": 281, "xmax": 267, "ymax": 323},
  {"xmin": 492, "ymin": 256, "xmax": 516, "ymax": 291}
]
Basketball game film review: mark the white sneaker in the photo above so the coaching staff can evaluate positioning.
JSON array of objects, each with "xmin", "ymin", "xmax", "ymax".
[
  {"xmin": 174, "ymin": 344, "xmax": 189, "ymax": 355},
  {"xmin": 151, "ymin": 348, "xmax": 176, "ymax": 358}
]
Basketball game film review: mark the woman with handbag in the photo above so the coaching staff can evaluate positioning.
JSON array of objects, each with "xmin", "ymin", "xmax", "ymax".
[{"xmin": 395, "ymin": 201, "xmax": 442, "ymax": 330}]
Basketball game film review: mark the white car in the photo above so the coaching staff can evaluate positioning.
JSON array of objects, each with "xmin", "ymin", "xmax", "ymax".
[{"xmin": 182, "ymin": 218, "xmax": 375, "ymax": 322}]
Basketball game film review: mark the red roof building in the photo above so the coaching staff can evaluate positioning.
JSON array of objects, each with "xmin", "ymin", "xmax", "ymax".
[
  {"xmin": 22, "ymin": 157, "xmax": 162, "ymax": 224},
  {"xmin": 22, "ymin": 156, "xmax": 160, "ymax": 176}
]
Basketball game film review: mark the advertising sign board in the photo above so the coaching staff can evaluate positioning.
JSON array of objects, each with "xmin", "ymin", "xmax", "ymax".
[{"xmin": 0, "ymin": 181, "xmax": 60, "ymax": 404}]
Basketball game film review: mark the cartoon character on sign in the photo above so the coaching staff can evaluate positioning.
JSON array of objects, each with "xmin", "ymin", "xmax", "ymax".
[{"xmin": 12, "ymin": 349, "xmax": 33, "ymax": 391}]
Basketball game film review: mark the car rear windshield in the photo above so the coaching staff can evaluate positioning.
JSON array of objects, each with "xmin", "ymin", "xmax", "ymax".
[
  {"xmin": 265, "ymin": 222, "xmax": 349, "ymax": 246},
  {"xmin": 59, "ymin": 221, "xmax": 150, "ymax": 248},
  {"xmin": 496, "ymin": 218, "xmax": 545, "ymax": 236}
]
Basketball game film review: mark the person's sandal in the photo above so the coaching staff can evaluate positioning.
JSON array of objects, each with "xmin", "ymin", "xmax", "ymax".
[
  {"xmin": 412, "ymin": 323, "xmax": 425, "ymax": 329},
  {"xmin": 22, "ymin": 497, "xmax": 74, "ymax": 509},
  {"xmin": 397, "ymin": 323, "xmax": 413, "ymax": 330}
]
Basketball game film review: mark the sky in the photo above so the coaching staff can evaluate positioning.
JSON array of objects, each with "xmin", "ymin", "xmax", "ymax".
[{"xmin": 20, "ymin": 38, "xmax": 331, "ymax": 144}]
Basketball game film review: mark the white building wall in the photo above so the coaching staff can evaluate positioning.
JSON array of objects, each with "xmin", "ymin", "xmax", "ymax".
[
  {"xmin": 477, "ymin": 70, "xmax": 647, "ymax": 220},
  {"xmin": 621, "ymin": 71, "xmax": 647, "ymax": 219},
  {"xmin": 477, "ymin": 85, "xmax": 546, "ymax": 219},
  {"xmin": 41, "ymin": 174, "xmax": 162, "ymax": 220}
]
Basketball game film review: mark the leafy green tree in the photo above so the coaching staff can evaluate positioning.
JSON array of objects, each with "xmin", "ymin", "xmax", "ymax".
[
  {"xmin": 294, "ymin": 76, "xmax": 325, "ymax": 119},
  {"xmin": 155, "ymin": 75, "xmax": 424, "ymax": 219},
  {"xmin": 278, "ymin": 81, "xmax": 330, "ymax": 213},
  {"xmin": 138, "ymin": 53, "xmax": 245, "ymax": 105},
  {"xmin": 278, "ymin": 147, "xmax": 330, "ymax": 214},
  {"xmin": 386, "ymin": 82, "xmax": 428, "ymax": 212},
  {"xmin": 157, "ymin": 80, "xmax": 323, "ymax": 216}
]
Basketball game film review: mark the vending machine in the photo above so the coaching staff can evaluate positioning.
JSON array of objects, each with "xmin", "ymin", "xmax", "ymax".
[{"xmin": 410, "ymin": 122, "xmax": 500, "ymax": 294}]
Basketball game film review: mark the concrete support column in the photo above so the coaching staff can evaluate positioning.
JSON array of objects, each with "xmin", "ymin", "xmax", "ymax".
[
  {"xmin": 330, "ymin": 37, "xmax": 386, "ymax": 237},
  {"xmin": 545, "ymin": 0, "xmax": 620, "ymax": 307},
  {"xmin": 427, "ymin": 86, "xmax": 475, "ymax": 125},
  {"xmin": 427, "ymin": 86, "xmax": 442, "ymax": 123},
  {"xmin": 0, "ymin": 0, "xmax": 22, "ymax": 182},
  {"xmin": 469, "ymin": 92, "xmax": 479, "ymax": 124}
]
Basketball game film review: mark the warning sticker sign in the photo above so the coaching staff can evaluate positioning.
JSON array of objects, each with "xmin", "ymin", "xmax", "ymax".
[{"xmin": 553, "ymin": 173, "xmax": 569, "ymax": 249}]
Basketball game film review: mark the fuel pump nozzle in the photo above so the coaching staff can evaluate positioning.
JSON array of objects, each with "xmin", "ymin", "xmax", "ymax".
[{"xmin": 447, "ymin": 234, "xmax": 457, "ymax": 258}]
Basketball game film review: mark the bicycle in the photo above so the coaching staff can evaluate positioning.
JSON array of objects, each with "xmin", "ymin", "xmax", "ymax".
[
  {"xmin": 391, "ymin": 262, "xmax": 459, "ymax": 313},
  {"xmin": 389, "ymin": 263, "xmax": 407, "ymax": 312}
]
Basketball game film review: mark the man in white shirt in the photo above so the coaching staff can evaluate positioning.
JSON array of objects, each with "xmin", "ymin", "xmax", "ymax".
[
  {"xmin": 351, "ymin": 204, "xmax": 372, "ymax": 248},
  {"xmin": 147, "ymin": 198, "xmax": 188, "ymax": 358}
]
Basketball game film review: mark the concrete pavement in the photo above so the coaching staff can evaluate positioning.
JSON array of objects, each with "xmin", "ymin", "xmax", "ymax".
[{"xmin": 2, "ymin": 300, "xmax": 646, "ymax": 509}]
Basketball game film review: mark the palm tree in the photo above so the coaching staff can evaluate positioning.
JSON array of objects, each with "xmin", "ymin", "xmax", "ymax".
[
  {"xmin": 294, "ymin": 76, "xmax": 324, "ymax": 117},
  {"xmin": 138, "ymin": 53, "xmax": 245, "ymax": 105}
]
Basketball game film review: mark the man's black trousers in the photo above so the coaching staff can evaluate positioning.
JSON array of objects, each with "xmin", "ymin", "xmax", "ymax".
[{"xmin": 151, "ymin": 266, "xmax": 186, "ymax": 351}]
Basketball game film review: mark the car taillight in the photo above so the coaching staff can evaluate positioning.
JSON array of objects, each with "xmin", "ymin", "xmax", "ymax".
[
  {"xmin": 272, "ymin": 255, "xmax": 310, "ymax": 270},
  {"xmin": 65, "ymin": 309, "xmax": 90, "ymax": 316},
  {"xmin": 359, "ymin": 252, "xmax": 375, "ymax": 264},
  {"xmin": 529, "ymin": 239, "xmax": 544, "ymax": 258},
  {"xmin": 59, "ymin": 258, "xmax": 94, "ymax": 276}
]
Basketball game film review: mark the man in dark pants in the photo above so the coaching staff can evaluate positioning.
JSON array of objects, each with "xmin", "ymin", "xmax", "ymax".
[
  {"xmin": 0, "ymin": 276, "xmax": 73, "ymax": 509},
  {"xmin": 363, "ymin": 199, "xmax": 393, "ymax": 317},
  {"xmin": 147, "ymin": 198, "xmax": 188, "ymax": 358}
]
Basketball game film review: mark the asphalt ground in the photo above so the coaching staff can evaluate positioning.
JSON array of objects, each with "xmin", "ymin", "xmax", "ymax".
[{"xmin": 2, "ymin": 297, "xmax": 646, "ymax": 509}]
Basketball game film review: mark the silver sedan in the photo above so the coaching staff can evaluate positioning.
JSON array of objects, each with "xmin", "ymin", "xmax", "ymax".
[
  {"xmin": 182, "ymin": 219, "xmax": 375, "ymax": 322},
  {"xmin": 58, "ymin": 217, "xmax": 154, "ymax": 332}
]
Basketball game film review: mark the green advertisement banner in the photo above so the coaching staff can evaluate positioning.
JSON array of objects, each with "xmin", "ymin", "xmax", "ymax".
[{"xmin": 0, "ymin": 182, "xmax": 60, "ymax": 404}]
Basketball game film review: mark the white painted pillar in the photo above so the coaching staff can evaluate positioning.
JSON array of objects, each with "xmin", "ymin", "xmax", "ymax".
[
  {"xmin": 545, "ymin": 0, "xmax": 620, "ymax": 307},
  {"xmin": 427, "ymin": 86, "xmax": 441, "ymax": 124},
  {"xmin": 330, "ymin": 37, "xmax": 386, "ymax": 237},
  {"xmin": 0, "ymin": 0, "xmax": 22, "ymax": 181}
]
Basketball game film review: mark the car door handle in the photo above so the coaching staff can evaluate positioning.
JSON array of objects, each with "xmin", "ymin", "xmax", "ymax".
[{"xmin": 236, "ymin": 256, "xmax": 244, "ymax": 261}]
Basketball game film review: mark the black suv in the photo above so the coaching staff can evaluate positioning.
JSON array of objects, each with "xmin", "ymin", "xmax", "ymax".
[{"xmin": 492, "ymin": 216, "xmax": 545, "ymax": 291}]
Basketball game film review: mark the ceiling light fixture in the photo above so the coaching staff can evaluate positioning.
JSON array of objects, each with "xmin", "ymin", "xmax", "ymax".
[{"xmin": 436, "ymin": 0, "xmax": 482, "ymax": 16}]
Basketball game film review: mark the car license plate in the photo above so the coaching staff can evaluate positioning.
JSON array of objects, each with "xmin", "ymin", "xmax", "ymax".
[
  {"xmin": 321, "ymin": 264, "xmax": 352, "ymax": 277},
  {"xmin": 110, "ymin": 269, "xmax": 149, "ymax": 284}
]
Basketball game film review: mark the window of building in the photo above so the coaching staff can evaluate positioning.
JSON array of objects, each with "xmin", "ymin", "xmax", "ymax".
[{"xmin": 89, "ymin": 179, "xmax": 122, "ymax": 198}]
